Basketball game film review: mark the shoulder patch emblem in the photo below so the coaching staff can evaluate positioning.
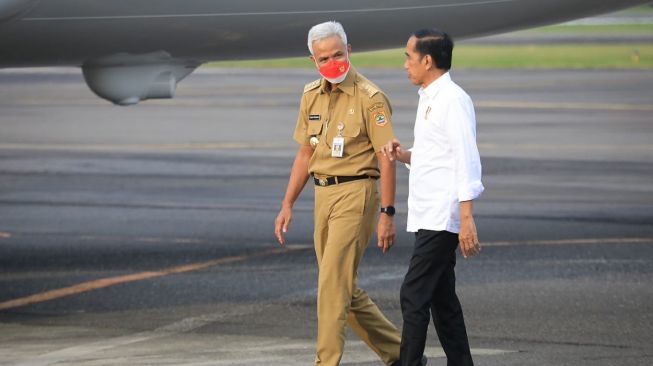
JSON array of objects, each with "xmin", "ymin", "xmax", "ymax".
[{"xmin": 372, "ymin": 110, "xmax": 387, "ymax": 127}]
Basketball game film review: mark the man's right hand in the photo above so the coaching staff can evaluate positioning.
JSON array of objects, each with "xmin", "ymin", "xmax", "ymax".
[
  {"xmin": 382, "ymin": 138, "xmax": 404, "ymax": 162},
  {"xmin": 274, "ymin": 145, "xmax": 312, "ymax": 246},
  {"xmin": 274, "ymin": 205, "xmax": 292, "ymax": 245}
]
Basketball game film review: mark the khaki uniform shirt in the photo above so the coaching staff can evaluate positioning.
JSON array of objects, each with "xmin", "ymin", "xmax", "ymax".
[{"xmin": 293, "ymin": 68, "xmax": 395, "ymax": 178}]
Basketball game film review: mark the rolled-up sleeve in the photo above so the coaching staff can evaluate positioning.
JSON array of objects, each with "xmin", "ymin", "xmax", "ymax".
[{"xmin": 444, "ymin": 95, "xmax": 484, "ymax": 201}]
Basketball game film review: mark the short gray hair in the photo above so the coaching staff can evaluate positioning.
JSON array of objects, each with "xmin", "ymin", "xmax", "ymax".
[{"xmin": 307, "ymin": 21, "xmax": 348, "ymax": 55}]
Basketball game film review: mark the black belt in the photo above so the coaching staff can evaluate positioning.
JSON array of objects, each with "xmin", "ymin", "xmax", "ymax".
[{"xmin": 313, "ymin": 175, "xmax": 376, "ymax": 187}]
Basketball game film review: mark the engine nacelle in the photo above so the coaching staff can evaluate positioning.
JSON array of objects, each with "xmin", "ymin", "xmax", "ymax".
[
  {"xmin": 0, "ymin": 0, "xmax": 39, "ymax": 22},
  {"xmin": 82, "ymin": 52, "xmax": 199, "ymax": 106}
]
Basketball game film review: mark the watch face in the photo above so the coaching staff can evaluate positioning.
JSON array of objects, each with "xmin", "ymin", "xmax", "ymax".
[{"xmin": 382, "ymin": 206, "xmax": 395, "ymax": 216}]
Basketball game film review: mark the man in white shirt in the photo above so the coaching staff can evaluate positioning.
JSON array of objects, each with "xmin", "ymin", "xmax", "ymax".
[{"xmin": 383, "ymin": 29, "xmax": 483, "ymax": 366}]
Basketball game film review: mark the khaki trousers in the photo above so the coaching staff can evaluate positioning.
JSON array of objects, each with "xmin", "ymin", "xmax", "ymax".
[{"xmin": 313, "ymin": 178, "xmax": 401, "ymax": 366}]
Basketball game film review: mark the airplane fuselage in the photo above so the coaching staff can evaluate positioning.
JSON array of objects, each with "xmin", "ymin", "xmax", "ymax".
[
  {"xmin": 1, "ymin": 0, "xmax": 648, "ymax": 67},
  {"xmin": 1, "ymin": 0, "xmax": 647, "ymax": 104}
]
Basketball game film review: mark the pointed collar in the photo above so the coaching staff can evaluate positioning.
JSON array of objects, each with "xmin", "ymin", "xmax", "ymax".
[{"xmin": 418, "ymin": 71, "xmax": 451, "ymax": 98}]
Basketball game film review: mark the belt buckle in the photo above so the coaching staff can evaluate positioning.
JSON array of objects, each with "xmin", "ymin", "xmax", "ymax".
[{"xmin": 318, "ymin": 178, "xmax": 328, "ymax": 187}]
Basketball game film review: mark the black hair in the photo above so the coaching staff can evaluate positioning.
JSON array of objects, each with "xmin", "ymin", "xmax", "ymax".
[{"xmin": 411, "ymin": 28, "xmax": 453, "ymax": 70}]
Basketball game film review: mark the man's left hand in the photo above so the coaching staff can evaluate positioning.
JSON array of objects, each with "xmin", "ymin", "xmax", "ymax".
[
  {"xmin": 459, "ymin": 214, "xmax": 481, "ymax": 258},
  {"xmin": 377, "ymin": 213, "xmax": 396, "ymax": 253}
]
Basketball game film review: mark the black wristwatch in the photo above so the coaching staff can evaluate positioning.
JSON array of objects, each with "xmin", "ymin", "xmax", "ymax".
[{"xmin": 380, "ymin": 206, "xmax": 395, "ymax": 217}]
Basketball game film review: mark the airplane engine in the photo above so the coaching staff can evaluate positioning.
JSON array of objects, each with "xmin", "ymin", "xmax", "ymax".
[
  {"xmin": 0, "ymin": 0, "xmax": 39, "ymax": 22},
  {"xmin": 81, "ymin": 52, "xmax": 199, "ymax": 106}
]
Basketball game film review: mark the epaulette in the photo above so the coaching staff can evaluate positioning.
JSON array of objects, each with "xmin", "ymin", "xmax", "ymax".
[
  {"xmin": 358, "ymin": 79, "xmax": 380, "ymax": 98},
  {"xmin": 303, "ymin": 79, "xmax": 321, "ymax": 93}
]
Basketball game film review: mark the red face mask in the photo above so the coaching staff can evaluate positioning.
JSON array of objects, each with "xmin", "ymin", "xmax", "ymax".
[{"xmin": 317, "ymin": 58, "xmax": 350, "ymax": 83}]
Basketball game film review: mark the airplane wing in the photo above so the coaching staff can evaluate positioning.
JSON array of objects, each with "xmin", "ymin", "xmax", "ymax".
[{"xmin": 1, "ymin": 0, "xmax": 648, "ymax": 105}]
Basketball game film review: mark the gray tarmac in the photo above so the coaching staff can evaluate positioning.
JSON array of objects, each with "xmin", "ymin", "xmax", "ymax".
[{"xmin": 0, "ymin": 66, "xmax": 652, "ymax": 366}]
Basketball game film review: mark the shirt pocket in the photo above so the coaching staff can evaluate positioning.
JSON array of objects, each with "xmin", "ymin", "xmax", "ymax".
[
  {"xmin": 334, "ymin": 120, "xmax": 363, "ymax": 155},
  {"xmin": 307, "ymin": 120, "xmax": 323, "ymax": 136},
  {"xmin": 340, "ymin": 122, "xmax": 360, "ymax": 138},
  {"xmin": 326, "ymin": 120, "xmax": 361, "ymax": 147}
]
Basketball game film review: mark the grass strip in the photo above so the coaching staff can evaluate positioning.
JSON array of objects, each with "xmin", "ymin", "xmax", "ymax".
[
  {"xmin": 208, "ymin": 43, "xmax": 652, "ymax": 69},
  {"xmin": 536, "ymin": 24, "xmax": 653, "ymax": 33}
]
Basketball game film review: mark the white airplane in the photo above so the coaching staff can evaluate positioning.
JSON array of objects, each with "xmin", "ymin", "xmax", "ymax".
[{"xmin": 0, "ymin": 0, "xmax": 648, "ymax": 105}]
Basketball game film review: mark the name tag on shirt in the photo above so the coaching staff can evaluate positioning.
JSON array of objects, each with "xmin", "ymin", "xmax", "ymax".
[{"xmin": 331, "ymin": 137, "xmax": 344, "ymax": 157}]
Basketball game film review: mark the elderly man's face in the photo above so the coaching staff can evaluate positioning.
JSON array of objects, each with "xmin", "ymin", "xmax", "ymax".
[{"xmin": 310, "ymin": 35, "xmax": 350, "ymax": 67}]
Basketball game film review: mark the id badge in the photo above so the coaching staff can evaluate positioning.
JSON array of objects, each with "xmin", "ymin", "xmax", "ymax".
[{"xmin": 331, "ymin": 136, "xmax": 344, "ymax": 157}]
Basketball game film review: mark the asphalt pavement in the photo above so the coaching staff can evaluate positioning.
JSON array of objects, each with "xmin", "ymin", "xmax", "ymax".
[{"xmin": 0, "ymin": 66, "xmax": 652, "ymax": 366}]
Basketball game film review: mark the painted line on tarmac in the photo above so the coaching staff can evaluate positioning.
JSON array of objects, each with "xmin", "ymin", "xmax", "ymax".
[
  {"xmin": 8, "ymin": 304, "xmax": 273, "ymax": 366},
  {"xmin": 201, "ymin": 340, "xmax": 517, "ymax": 365},
  {"xmin": 10, "ymin": 332, "xmax": 167, "ymax": 366},
  {"xmin": 426, "ymin": 346, "xmax": 518, "ymax": 358},
  {"xmin": 202, "ymin": 342, "xmax": 517, "ymax": 365},
  {"xmin": 483, "ymin": 237, "xmax": 653, "ymax": 247},
  {"xmin": 2, "ymin": 236, "xmax": 648, "ymax": 308},
  {"xmin": 9, "ymin": 331, "xmax": 516, "ymax": 366},
  {"xmin": 0, "ymin": 142, "xmax": 287, "ymax": 151},
  {"xmin": 316, "ymin": 344, "xmax": 516, "ymax": 364},
  {"xmin": 475, "ymin": 100, "xmax": 653, "ymax": 111},
  {"xmin": 1, "ymin": 141, "xmax": 651, "ymax": 153},
  {"xmin": 478, "ymin": 142, "xmax": 653, "ymax": 152},
  {"xmin": 0, "ymin": 245, "xmax": 310, "ymax": 312}
]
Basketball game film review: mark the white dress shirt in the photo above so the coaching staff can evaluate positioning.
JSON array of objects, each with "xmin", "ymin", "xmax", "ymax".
[{"xmin": 406, "ymin": 72, "xmax": 484, "ymax": 233}]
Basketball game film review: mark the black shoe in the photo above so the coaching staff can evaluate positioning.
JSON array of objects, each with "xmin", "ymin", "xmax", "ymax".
[{"xmin": 390, "ymin": 355, "xmax": 427, "ymax": 366}]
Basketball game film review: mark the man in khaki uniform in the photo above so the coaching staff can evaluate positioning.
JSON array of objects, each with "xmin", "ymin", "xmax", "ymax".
[{"xmin": 274, "ymin": 21, "xmax": 404, "ymax": 366}]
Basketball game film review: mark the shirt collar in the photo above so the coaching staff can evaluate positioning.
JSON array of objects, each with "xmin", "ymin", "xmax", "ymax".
[
  {"xmin": 320, "ymin": 66, "xmax": 357, "ymax": 96},
  {"xmin": 418, "ymin": 71, "xmax": 451, "ymax": 98}
]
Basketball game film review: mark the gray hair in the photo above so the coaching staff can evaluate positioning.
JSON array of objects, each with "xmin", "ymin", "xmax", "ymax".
[{"xmin": 307, "ymin": 21, "xmax": 348, "ymax": 55}]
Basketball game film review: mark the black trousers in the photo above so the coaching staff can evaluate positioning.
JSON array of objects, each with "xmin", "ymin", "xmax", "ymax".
[{"xmin": 399, "ymin": 230, "xmax": 474, "ymax": 366}]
